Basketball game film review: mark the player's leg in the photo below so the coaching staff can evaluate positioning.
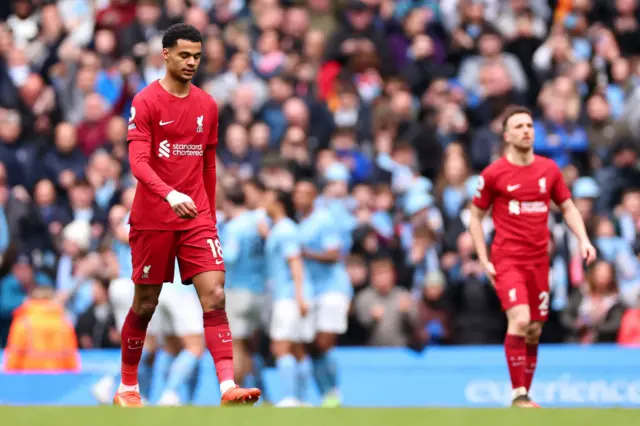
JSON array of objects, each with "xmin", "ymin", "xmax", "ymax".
[
  {"xmin": 494, "ymin": 262, "xmax": 535, "ymax": 407},
  {"xmin": 157, "ymin": 335, "xmax": 203, "ymax": 405},
  {"xmin": 225, "ymin": 289, "xmax": 256, "ymax": 387},
  {"xmin": 138, "ymin": 334, "xmax": 160, "ymax": 401},
  {"xmin": 158, "ymin": 286, "xmax": 205, "ymax": 406},
  {"xmin": 115, "ymin": 283, "xmax": 163, "ymax": 406},
  {"xmin": 504, "ymin": 304, "xmax": 531, "ymax": 405},
  {"xmin": 179, "ymin": 226, "xmax": 260, "ymax": 405},
  {"xmin": 293, "ymin": 307, "xmax": 315, "ymax": 406},
  {"xmin": 93, "ymin": 277, "xmax": 134, "ymax": 404},
  {"xmin": 114, "ymin": 229, "xmax": 176, "ymax": 407},
  {"xmin": 311, "ymin": 333, "xmax": 339, "ymax": 405},
  {"xmin": 270, "ymin": 299, "xmax": 301, "ymax": 407},
  {"xmin": 523, "ymin": 261, "xmax": 551, "ymax": 405},
  {"xmin": 311, "ymin": 292, "xmax": 349, "ymax": 407},
  {"xmin": 292, "ymin": 343, "xmax": 312, "ymax": 405},
  {"xmin": 248, "ymin": 336, "xmax": 269, "ymax": 404},
  {"xmin": 524, "ymin": 321, "xmax": 543, "ymax": 391},
  {"xmin": 250, "ymin": 294, "xmax": 273, "ymax": 404}
]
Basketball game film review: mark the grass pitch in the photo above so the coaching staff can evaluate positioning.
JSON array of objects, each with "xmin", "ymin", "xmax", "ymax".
[{"xmin": 1, "ymin": 407, "xmax": 638, "ymax": 426}]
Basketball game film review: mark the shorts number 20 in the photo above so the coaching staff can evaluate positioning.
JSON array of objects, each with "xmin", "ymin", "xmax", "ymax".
[
  {"xmin": 207, "ymin": 238, "xmax": 223, "ymax": 260},
  {"xmin": 538, "ymin": 291, "xmax": 549, "ymax": 315}
]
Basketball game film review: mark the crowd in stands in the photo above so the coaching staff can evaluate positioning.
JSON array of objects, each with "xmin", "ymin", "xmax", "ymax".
[{"xmin": 1, "ymin": 0, "xmax": 640, "ymax": 365}]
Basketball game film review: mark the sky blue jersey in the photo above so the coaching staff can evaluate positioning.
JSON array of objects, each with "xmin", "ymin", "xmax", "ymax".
[
  {"xmin": 299, "ymin": 209, "xmax": 352, "ymax": 297},
  {"xmin": 220, "ymin": 210, "xmax": 266, "ymax": 294},
  {"xmin": 265, "ymin": 217, "xmax": 313, "ymax": 301}
]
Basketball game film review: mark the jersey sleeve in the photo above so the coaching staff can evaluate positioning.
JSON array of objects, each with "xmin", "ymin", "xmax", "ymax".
[
  {"xmin": 127, "ymin": 95, "xmax": 152, "ymax": 143},
  {"xmin": 127, "ymin": 95, "xmax": 174, "ymax": 199},
  {"xmin": 207, "ymin": 97, "xmax": 219, "ymax": 149},
  {"xmin": 551, "ymin": 163, "xmax": 572, "ymax": 205},
  {"xmin": 472, "ymin": 168, "xmax": 495, "ymax": 210},
  {"xmin": 321, "ymin": 218, "xmax": 342, "ymax": 251},
  {"xmin": 203, "ymin": 97, "xmax": 219, "ymax": 217},
  {"xmin": 282, "ymin": 227, "xmax": 301, "ymax": 259}
]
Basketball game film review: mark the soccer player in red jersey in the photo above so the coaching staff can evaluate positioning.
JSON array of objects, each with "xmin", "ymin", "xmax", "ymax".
[
  {"xmin": 470, "ymin": 105, "xmax": 597, "ymax": 408},
  {"xmin": 113, "ymin": 23, "xmax": 260, "ymax": 407}
]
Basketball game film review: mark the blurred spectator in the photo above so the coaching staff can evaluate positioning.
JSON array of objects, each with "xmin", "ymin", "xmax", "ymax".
[
  {"xmin": 353, "ymin": 256, "xmax": 419, "ymax": 347},
  {"xmin": 2, "ymin": 286, "xmax": 79, "ymax": 372},
  {"xmin": 562, "ymin": 260, "xmax": 627, "ymax": 344},
  {"xmin": 415, "ymin": 270, "xmax": 452, "ymax": 347},
  {"xmin": 593, "ymin": 216, "xmax": 640, "ymax": 306},
  {"xmin": 75, "ymin": 279, "xmax": 119, "ymax": 349},
  {"xmin": 0, "ymin": 253, "xmax": 53, "ymax": 346}
]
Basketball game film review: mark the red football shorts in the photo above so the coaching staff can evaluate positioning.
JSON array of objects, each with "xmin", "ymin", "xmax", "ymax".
[
  {"xmin": 494, "ymin": 259, "xmax": 550, "ymax": 322},
  {"xmin": 129, "ymin": 224, "xmax": 225, "ymax": 285}
]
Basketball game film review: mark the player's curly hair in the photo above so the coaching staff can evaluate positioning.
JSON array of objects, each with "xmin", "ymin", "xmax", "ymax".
[{"xmin": 162, "ymin": 23, "xmax": 203, "ymax": 49}]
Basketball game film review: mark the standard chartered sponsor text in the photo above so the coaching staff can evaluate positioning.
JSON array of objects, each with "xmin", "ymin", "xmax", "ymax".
[
  {"xmin": 173, "ymin": 144, "xmax": 203, "ymax": 156},
  {"xmin": 465, "ymin": 374, "xmax": 640, "ymax": 405}
]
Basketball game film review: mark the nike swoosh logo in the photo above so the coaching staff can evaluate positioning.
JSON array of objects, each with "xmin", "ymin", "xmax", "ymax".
[
  {"xmin": 507, "ymin": 185, "xmax": 521, "ymax": 192},
  {"xmin": 159, "ymin": 120, "xmax": 174, "ymax": 126},
  {"xmin": 221, "ymin": 339, "xmax": 232, "ymax": 343},
  {"xmin": 216, "ymin": 259, "xmax": 224, "ymax": 265}
]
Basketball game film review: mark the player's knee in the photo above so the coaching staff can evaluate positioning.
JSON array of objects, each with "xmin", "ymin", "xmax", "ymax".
[
  {"xmin": 526, "ymin": 322, "xmax": 543, "ymax": 343},
  {"xmin": 133, "ymin": 299, "xmax": 158, "ymax": 318},
  {"xmin": 315, "ymin": 333, "xmax": 335, "ymax": 353},
  {"xmin": 133, "ymin": 286, "xmax": 161, "ymax": 317},
  {"xmin": 509, "ymin": 315, "xmax": 530, "ymax": 335},
  {"xmin": 270, "ymin": 341, "xmax": 290, "ymax": 358},
  {"xmin": 182, "ymin": 336, "xmax": 205, "ymax": 357},
  {"xmin": 200, "ymin": 285, "xmax": 225, "ymax": 311}
]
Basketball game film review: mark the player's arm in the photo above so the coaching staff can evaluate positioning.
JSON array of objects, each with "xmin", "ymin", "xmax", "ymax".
[
  {"xmin": 470, "ymin": 173, "xmax": 496, "ymax": 283},
  {"xmin": 469, "ymin": 205, "xmax": 491, "ymax": 266},
  {"xmin": 284, "ymin": 231, "xmax": 310, "ymax": 316},
  {"xmin": 553, "ymin": 165, "xmax": 597, "ymax": 264},
  {"xmin": 203, "ymin": 99, "xmax": 219, "ymax": 218},
  {"xmin": 287, "ymin": 256, "xmax": 306, "ymax": 301},
  {"xmin": 303, "ymin": 248, "xmax": 340, "ymax": 263},
  {"xmin": 302, "ymin": 224, "xmax": 341, "ymax": 263},
  {"xmin": 558, "ymin": 200, "xmax": 589, "ymax": 242},
  {"xmin": 127, "ymin": 98, "xmax": 197, "ymax": 218},
  {"xmin": 559, "ymin": 199, "xmax": 596, "ymax": 263}
]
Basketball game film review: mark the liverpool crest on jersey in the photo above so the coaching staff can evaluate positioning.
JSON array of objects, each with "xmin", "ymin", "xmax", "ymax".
[
  {"xmin": 539, "ymin": 177, "xmax": 546, "ymax": 193},
  {"xmin": 196, "ymin": 115, "xmax": 204, "ymax": 133}
]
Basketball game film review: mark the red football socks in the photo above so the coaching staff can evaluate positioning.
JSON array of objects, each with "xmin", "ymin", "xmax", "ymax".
[
  {"xmin": 504, "ymin": 334, "xmax": 527, "ymax": 392},
  {"xmin": 120, "ymin": 309, "xmax": 151, "ymax": 386},
  {"xmin": 524, "ymin": 343, "xmax": 539, "ymax": 391},
  {"xmin": 203, "ymin": 310, "xmax": 235, "ymax": 384}
]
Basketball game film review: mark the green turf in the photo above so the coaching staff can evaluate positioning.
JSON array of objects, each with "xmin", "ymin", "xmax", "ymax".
[{"xmin": 1, "ymin": 407, "xmax": 639, "ymax": 426}]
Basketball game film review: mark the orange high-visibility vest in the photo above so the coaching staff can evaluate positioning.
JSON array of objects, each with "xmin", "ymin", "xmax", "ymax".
[{"xmin": 3, "ymin": 300, "xmax": 80, "ymax": 372}]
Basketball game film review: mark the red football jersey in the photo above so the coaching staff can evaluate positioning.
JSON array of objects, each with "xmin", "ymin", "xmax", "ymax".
[
  {"xmin": 127, "ymin": 81, "xmax": 218, "ymax": 230},
  {"xmin": 473, "ymin": 155, "xmax": 572, "ymax": 262}
]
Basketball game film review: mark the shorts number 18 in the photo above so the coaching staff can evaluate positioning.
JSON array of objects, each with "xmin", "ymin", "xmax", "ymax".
[{"xmin": 207, "ymin": 238, "xmax": 223, "ymax": 259}]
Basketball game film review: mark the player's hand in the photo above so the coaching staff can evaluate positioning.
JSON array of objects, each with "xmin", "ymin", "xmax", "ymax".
[
  {"xmin": 166, "ymin": 190, "xmax": 198, "ymax": 219},
  {"xmin": 481, "ymin": 261, "xmax": 497, "ymax": 286},
  {"xmin": 580, "ymin": 239, "xmax": 597, "ymax": 265},
  {"xmin": 297, "ymin": 297, "xmax": 309, "ymax": 317}
]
